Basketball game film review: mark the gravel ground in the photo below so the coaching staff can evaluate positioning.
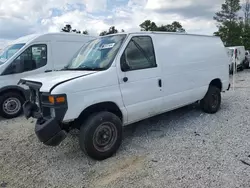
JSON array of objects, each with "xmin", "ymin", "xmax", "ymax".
[{"xmin": 1, "ymin": 70, "xmax": 250, "ymax": 188}]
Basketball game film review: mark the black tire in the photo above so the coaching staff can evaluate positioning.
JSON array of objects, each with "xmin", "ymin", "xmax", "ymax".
[
  {"xmin": 0, "ymin": 92, "xmax": 25, "ymax": 119},
  {"xmin": 229, "ymin": 63, "xmax": 234, "ymax": 74},
  {"xmin": 244, "ymin": 59, "xmax": 250, "ymax": 69},
  {"xmin": 200, "ymin": 86, "xmax": 221, "ymax": 114},
  {"xmin": 240, "ymin": 64, "xmax": 244, "ymax": 71},
  {"xmin": 79, "ymin": 111, "xmax": 122, "ymax": 160}
]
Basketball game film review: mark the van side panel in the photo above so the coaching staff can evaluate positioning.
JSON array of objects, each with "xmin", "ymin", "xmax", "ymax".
[{"xmin": 152, "ymin": 34, "xmax": 229, "ymax": 111}]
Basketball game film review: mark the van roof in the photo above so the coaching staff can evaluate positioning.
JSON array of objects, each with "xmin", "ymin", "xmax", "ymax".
[
  {"xmin": 10, "ymin": 32, "xmax": 94, "ymax": 45},
  {"xmin": 101, "ymin": 31, "xmax": 219, "ymax": 38},
  {"xmin": 227, "ymin": 46, "xmax": 244, "ymax": 49}
]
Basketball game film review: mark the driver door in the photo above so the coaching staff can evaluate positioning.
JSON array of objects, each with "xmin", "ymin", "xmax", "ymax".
[{"xmin": 116, "ymin": 35, "xmax": 163, "ymax": 124}]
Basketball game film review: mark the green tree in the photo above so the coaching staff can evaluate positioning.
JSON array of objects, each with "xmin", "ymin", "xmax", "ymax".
[
  {"xmin": 139, "ymin": 20, "xmax": 185, "ymax": 32},
  {"xmin": 140, "ymin": 20, "xmax": 158, "ymax": 31},
  {"xmin": 213, "ymin": 0, "xmax": 242, "ymax": 46},
  {"xmin": 62, "ymin": 24, "xmax": 88, "ymax": 35},
  {"xmin": 242, "ymin": 0, "xmax": 250, "ymax": 49},
  {"xmin": 61, "ymin": 24, "xmax": 72, "ymax": 32},
  {"xmin": 157, "ymin": 22, "xmax": 185, "ymax": 32},
  {"xmin": 72, "ymin": 29, "xmax": 81, "ymax": 33},
  {"xmin": 82, "ymin": 30, "xmax": 88, "ymax": 35},
  {"xmin": 108, "ymin": 26, "xmax": 118, "ymax": 34},
  {"xmin": 99, "ymin": 31, "xmax": 108, "ymax": 36},
  {"xmin": 99, "ymin": 26, "xmax": 119, "ymax": 36},
  {"xmin": 171, "ymin": 21, "xmax": 186, "ymax": 32}
]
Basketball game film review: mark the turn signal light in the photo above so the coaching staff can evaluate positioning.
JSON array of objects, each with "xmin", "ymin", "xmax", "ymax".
[
  {"xmin": 48, "ymin": 96, "xmax": 55, "ymax": 104},
  {"xmin": 48, "ymin": 95, "xmax": 66, "ymax": 104}
]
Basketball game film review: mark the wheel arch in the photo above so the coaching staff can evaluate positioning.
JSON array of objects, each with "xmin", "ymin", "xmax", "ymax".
[
  {"xmin": 209, "ymin": 78, "xmax": 222, "ymax": 91},
  {"xmin": 0, "ymin": 86, "xmax": 28, "ymax": 100},
  {"xmin": 75, "ymin": 101, "xmax": 123, "ymax": 128}
]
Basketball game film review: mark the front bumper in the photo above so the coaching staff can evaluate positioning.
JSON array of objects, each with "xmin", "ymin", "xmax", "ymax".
[
  {"xmin": 35, "ymin": 118, "xmax": 67, "ymax": 146},
  {"xmin": 23, "ymin": 100, "xmax": 68, "ymax": 146}
]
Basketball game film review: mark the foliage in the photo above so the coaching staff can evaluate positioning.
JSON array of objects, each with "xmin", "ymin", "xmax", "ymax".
[
  {"xmin": 140, "ymin": 20, "xmax": 158, "ymax": 31},
  {"xmin": 213, "ymin": 0, "xmax": 242, "ymax": 46},
  {"xmin": 61, "ymin": 24, "xmax": 88, "ymax": 35},
  {"xmin": 61, "ymin": 24, "xmax": 72, "ymax": 32},
  {"xmin": 99, "ymin": 26, "xmax": 119, "ymax": 36},
  {"xmin": 82, "ymin": 30, "xmax": 88, "ymax": 35},
  {"xmin": 242, "ymin": 0, "xmax": 250, "ymax": 49},
  {"xmin": 139, "ymin": 20, "xmax": 185, "ymax": 32}
]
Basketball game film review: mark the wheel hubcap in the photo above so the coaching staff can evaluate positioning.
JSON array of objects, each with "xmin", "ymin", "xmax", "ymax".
[
  {"xmin": 93, "ymin": 122, "xmax": 117, "ymax": 152},
  {"xmin": 2, "ymin": 97, "xmax": 21, "ymax": 115}
]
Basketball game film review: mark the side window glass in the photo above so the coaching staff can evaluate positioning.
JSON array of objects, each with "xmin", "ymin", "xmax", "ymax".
[
  {"xmin": 31, "ymin": 45, "xmax": 47, "ymax": 69},
  {"xmin": 5, "ymin": 44, "xmax": 47, "ymax": 75},
  {"xmin": 121, "ymin": 36, "xmax": 156, "ymax": 71}
]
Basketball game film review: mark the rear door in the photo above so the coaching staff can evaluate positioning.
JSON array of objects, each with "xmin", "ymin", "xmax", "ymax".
[{"xmin": 116, "ymin": 34, "xmax": 163, "ymax": 124}]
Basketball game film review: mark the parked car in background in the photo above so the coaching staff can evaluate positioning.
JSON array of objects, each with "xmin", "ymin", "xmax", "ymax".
[
  {"xmin": 20, "ymin": 32, "xmax": 230, "ymax": 160},
  {"xmin": 0, "ymin": 32, "xmax": 96, "ymax": 119},
  {"xmin": 226, "ymin": 46, "xmax": 246, "ymax": 74}
]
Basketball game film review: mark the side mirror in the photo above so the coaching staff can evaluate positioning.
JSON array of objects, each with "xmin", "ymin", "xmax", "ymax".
[{"xmin": 120, "ymin": 54, "xmax": 130, "ymax": 72}]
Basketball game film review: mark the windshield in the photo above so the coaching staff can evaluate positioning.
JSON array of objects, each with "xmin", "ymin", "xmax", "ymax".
[
  {"xmin": 65, "ymin": 34, "xmax": 126, "ymax": 70},
  {"xmin": 227, "ymin": 49, "xmax": 234, "ymax": 57},
  {"xmin": 0, "ymin": 43, "xmax": 25, "ymax": 64}
]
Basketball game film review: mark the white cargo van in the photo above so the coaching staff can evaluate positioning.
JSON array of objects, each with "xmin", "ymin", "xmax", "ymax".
[
  {"xmin": 226, "ymin": 46, "xmax": 246, "ymax": 73},
  {"xmin": 0, "ymin": 32, "xmax": 96, "ymax": 118},
  {"xmin": 20, "ymin": 32, "xmax": 230, "ymax": 160}
]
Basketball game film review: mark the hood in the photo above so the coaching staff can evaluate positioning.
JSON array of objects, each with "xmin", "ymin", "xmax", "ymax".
[{"xmin": 19, "ymin": 70, "xmax": 97, "ymax": 92}]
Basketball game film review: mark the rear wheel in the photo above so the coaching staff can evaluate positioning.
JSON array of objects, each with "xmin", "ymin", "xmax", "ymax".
[
  {"xmin": 244, "ymin": 59, "xmax": 250, "ymax": 69},
  {"xmin": 0, "ymin": 92, "xmax": 25, "ymax": 119},
  {"xmin": 239, "ymin": 63, "xmax": 244, "ymax": 71},
  {"xmin": 79, "ymin": 111, "xmax": 122, "ymax": 160},
  {"xmin": 200, "ymin": 86, "xmax": 221, "ymax": 114}
]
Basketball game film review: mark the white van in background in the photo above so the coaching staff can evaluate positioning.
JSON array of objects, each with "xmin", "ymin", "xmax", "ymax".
[
  {"xmin": 226, "ymin": 46, "xmax": 246, "ymax": 73},
  {"xmin": 20, "ymin": 32, "xmax": 230, "ymax": 160},
  {"xmin": 0, "ymin": 32, "xmax": 96, "ymax": 118}
]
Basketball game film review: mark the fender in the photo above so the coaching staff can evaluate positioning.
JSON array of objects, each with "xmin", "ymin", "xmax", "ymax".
[{"xmin": 0, "ymin": 85, "xmax": 30, "ymax": 100}]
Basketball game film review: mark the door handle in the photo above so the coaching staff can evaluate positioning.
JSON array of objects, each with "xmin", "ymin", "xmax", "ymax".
[
  {"xmin": 45, "ymin": 70, "xmax": 52, "ymax": 73},
  {"xmin": 123, "ymin": 77, "xmax": 128, "ymax": 82},
  {"xmin": 158, "ymin": 79, "xmax": 162, "ymax": 87}
]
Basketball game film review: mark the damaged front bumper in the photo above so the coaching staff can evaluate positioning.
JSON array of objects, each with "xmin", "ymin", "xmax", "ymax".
[{"xmin": 23, "ymin": 99, "xmax": 68, "ymax": 147}]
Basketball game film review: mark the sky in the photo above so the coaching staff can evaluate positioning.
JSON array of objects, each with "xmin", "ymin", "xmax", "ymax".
[{"xmin": 0, "ymin": 0, "xmax": 227, "ymax": 48}]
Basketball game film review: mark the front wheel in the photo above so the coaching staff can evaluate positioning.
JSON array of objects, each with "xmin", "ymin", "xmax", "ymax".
[
  {"xmin": 200, "ymin": 86, "xmax": 221, "ymax": 114},
  {"xmin": 79, "ymin": 112, "xmax": 122, "ymax": 160},
  {"xmin": 0, "ymin": 92, "xmax": 24, "ymax": 119}
]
